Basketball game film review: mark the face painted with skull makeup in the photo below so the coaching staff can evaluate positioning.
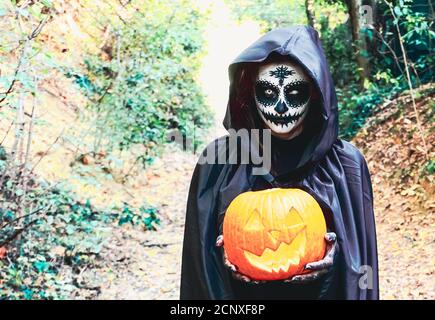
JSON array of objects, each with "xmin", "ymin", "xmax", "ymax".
[{"xmin": 254, "ymin": 61, "xmax": 312, "ymax": 139}]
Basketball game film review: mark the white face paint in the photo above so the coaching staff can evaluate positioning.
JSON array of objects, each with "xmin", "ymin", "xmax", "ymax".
[{"xmin": 254, "ymin": 61, "xmax": 311, "ymax": 137}]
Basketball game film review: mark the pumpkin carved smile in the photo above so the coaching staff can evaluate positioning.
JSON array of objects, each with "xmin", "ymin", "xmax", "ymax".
[
  {"xmin": 242, "ymin": 207, "xmax": 307, "ymax": 274},
  {"xmin": 223, "ymin": 188, "xmax": 326, "ymax": 281},
  {"xmin": 244, "ymin": 229, "xmax": 306, "ymax": 274}
]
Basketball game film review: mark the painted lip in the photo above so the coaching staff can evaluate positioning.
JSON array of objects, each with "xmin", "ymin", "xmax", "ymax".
[{"xmin": 260, "ymin": 109, "xmax": 306, "ymax": 126}]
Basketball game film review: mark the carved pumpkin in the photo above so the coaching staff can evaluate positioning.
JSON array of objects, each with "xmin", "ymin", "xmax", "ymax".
[{"xmin": 223, "ymin": 188, "xmax": 326, "ymax": 281}]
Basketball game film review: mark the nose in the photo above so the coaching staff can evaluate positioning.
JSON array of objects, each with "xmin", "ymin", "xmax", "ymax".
[{"xmin": 274, "ymin": 101, "xmax": 288, "ymax": 114}]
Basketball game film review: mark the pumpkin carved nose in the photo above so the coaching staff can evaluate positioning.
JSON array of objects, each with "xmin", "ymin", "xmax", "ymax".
[
  {"xmin": 264, "ymin": 207, "xmax": 306, "ymax": 251},
  {"xmin": 243, "ymin": 207, "xmax": 306, "ymax": 254}
]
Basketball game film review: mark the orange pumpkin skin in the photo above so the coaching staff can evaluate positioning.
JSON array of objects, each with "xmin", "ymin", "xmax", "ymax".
[{"xmin": 223, "ymin": 188, "xmax": 327, "ymax": 281}]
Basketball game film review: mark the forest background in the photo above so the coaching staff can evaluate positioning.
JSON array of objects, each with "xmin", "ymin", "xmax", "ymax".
[{"xmin": 0, "ymin": 0, "xmax": 433, "ymax": 299}]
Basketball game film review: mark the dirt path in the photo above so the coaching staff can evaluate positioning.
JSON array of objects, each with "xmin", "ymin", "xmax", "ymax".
[
  {"xmin": 86, "ymin": 145, "xmax": 197, "ymax": 299},
  {"xmin": 353, "ymin": 87, "xmax": 435, "ymax": 299},
  {"xmin": 79, "ymin": 2, "xmax": 263, "ymax": 299},
  {"xmin": 374, "ymin": 183, "xmax": 434, "ymax": 299}
]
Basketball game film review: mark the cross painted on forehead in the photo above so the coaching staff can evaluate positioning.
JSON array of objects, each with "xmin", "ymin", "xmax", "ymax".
[{"xmin": 269, "ymin": 65, "xmax": 295, "ymax": 86}]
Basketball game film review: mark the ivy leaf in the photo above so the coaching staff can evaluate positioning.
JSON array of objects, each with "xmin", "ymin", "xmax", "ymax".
[
  {"xmin": 33, "ymin": 261, "xmax": 49, "ymax": 273},
  {"xmin": 393, "ymin": 6, "xmax": 402, "ymax": 17},
  {"xmin": 66, "ymin": 225, "xmax": 76, "ymax": 235},
  {"xmin": 41, "ymin": 0, "xmax": 53, "ymax": 8}
]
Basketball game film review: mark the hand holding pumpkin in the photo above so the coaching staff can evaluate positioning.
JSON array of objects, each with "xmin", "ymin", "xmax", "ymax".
[
  {"xmin": 220, "ymin": 188, "xmax": 338, "ymax": 284},
  {"xmin": 284, "ymin": 232, "xmax": 337, "ymax": 284},
  {"xmin": 216, "ymin": 234, "xmax": 265, "ymax": 284},
  {"xmin": 216, "ymin": 232, "xmax": 337, "ymax": 284}
]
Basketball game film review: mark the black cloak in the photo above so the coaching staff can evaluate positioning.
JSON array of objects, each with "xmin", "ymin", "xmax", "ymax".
[{"xmin": 180, "ymin": 26, "xmax": 379, "ymax": 300}]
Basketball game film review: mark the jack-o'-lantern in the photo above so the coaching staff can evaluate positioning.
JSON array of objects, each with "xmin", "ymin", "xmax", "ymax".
[{"xmin": 223, "ymin": 188, "xmax": 326, "ymax": 281}]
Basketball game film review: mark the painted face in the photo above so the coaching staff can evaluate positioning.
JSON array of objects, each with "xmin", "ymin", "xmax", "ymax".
[{"xmin": 254, "ymin": 61, "xmax": 311, "ymax": 135}]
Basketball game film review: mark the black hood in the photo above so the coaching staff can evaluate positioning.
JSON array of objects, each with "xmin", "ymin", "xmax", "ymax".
[{"xmin": 223, "ymin": 25, "xmax": 338, "ymax": 166}]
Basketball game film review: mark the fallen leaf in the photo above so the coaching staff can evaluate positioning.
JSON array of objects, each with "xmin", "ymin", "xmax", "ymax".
[{"xmin": 0, "ymin": 246, "xmax": 7, "ymax": 259}]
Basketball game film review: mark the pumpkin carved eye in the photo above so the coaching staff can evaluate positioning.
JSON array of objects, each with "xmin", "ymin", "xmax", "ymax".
[
  {"xmin": 244, "ymin": 209, "xmax": 264, "ymax": 233},
  {"xmin": 223, "ymin": 188, "xmax": 326, "ymax": 281}
]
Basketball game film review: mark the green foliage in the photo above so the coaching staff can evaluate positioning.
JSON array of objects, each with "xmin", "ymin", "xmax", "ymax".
[
  {"xmin": 320, "ymin": 0, "xmax": 434, "ymax": 140},
  {"xmin": 319, "ymin": 17, "xmax": 359, "ymax": 88},
  {"xmin": 224, "ymin": 0, "xmax": 306, "ymax": 31},
  {"xmin": 67, "ymin": 0, "xmax": 212, "ymax": 162},
  {"xmin": 0, "ymin": 1, "xmax": 55, "ymax": 105},
  {"xmin": 337, "ymin": 80, "xmax": 404, "ymax": 140},
  {"xmin": 374, "ymin": 0, "xmax": 434, "ymax": 84},
  {"xmin": 0, "ymin": 179, "xmax": 159, "ymax": 299},
  {"xmin": 118, "ymin": 203, "xmax": 160, "ymax": 230},
  {"xmin": 421, "ymin": 159, "xmax": 435, "ymax": 177}
]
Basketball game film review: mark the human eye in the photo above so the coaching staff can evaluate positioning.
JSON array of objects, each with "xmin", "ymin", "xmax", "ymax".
[
  {"xmin": 255, "ymin": 80, "xmax": 278, "ymax": 105},
  {"xmin": 264, "ymin": 88, "xmax": 276, "ymax": 98},
  {"xmin": 255, "ymin": 80, "xmax": 278, "ymax": 101},
  {"xmin": 284, "ymin": 81, "xmax": 310, "ymax": 107}
]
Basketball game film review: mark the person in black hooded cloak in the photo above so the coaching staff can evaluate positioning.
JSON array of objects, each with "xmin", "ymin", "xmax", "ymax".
[{"xmin": 180, "ymin": 26, "xmax": 379, "ymax": 300}]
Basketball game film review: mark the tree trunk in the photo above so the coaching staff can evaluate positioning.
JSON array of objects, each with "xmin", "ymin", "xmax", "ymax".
[
  {"xmin": 305, "ymin": 0, "xmax": 316, "ymax": 28},
  {"xmin": 345, "ymin": 0, "xmax": 369, "ymax": 88}
]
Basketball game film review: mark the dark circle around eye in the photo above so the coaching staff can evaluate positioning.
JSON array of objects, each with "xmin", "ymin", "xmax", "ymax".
[
  {"xmin": 284, "ymin": 80, "xmax": 311, "ymax": 108},
  {"xmin": 255, "ymin": 79, "xmax": 279, "ymax": 107}
]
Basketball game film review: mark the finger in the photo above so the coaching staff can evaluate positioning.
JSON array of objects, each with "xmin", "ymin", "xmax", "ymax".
[
  {"xmin": 225, "ymin": 262, "xmax": 251, "ymax": 283},
  {"xmin": 250, "ymin": 280, "xmax": 266, "ymax": 285},
  {"xmin": 249, "ymin": 278, "xmax": 266, "ymax": 285},
  {"xmin": 325, "ymin": 232, "xmax": 337, "ymax": 243},
  {"xmin": 215, "ymin": 235, "xmax": 224, "ymax": 247},
  {"xmin": 223, "ymin": 256, "xmax": 256, "ymax": 283},
  {"xmin": 295, "ymin": 269, "xmax": 328, "ymax": 282},
  {"xmin": 225, "ymin": 261, "xmax": 237, "ymax": 273},
  {"xmin": 305, "ymin": 250, "xmax": 334, "ymax": 270},
  {"xmin": 223, "ymin": 254, "xmax": 237, "ymax": 273},
  {"xmin": 233, "ymin": 273, "xmax": 251, "ymax": 283},
  {"xmin": 305, "ymin": 255, "xmax": 333, "ymax": 270},
  {"xmin": 306, "ymin": 237, "xmax": 337, "ymax": 270},
  {"xmin": 285, "ymin": 269, "xmax": 328, "ymax": 284},
  {"xmin": 327, "ymin": 240, "xmax": 337, "ymax": 259}
]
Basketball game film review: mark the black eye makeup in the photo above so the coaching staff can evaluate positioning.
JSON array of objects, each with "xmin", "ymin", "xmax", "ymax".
[
  {"xmin": 255, "ymin": 80, "xmax": 279, "ymax": 107},
  {"xmin": 284, "ymin": 80, "xmax": 311, "ymax": 108}
]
